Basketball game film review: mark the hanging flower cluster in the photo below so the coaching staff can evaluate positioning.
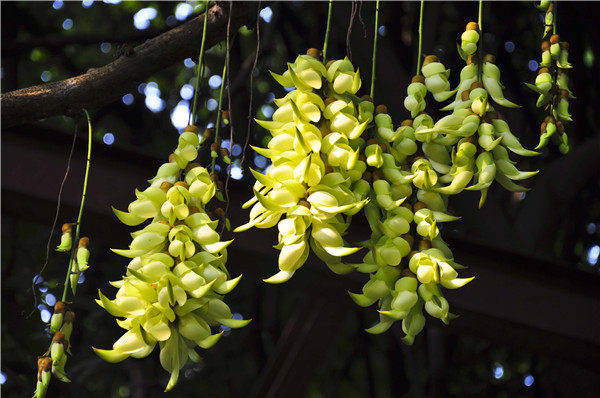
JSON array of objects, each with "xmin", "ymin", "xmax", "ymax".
[
  {"xmin": 235, "ymin": 50, "xmax": 372, "ymax": 283},
  {"xmin": 94, "ymin": 126, "xmax": 248, "ymax": 391},
  {"xmin": 348, "ymin": 106, "xmax": 473, "ymax": 343},
  {"xmin": 525, "ymin": 1, "xmax": 573, "ymax": 153},
  {"xmin": 34, "ymin": 225, "xmax": 90, "ymax": 398},
  {"xmin": 415, "ymin": 23, "xmax": 539, "ymax": 208}
]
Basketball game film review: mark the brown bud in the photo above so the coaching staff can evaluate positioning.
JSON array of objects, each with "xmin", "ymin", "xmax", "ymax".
[
  {"xmin": 400, "ymin": 202, "xmax": 413, "ymax": 212},
  {"xmin": 412, "ymin": 156, "xmax": 425, "ymax": 163},
  {"xmin": 560, "ymin": 89, "xmax": 570, "ymax": 100},
  {"xmin": 298, "ymin": 200, "xmax": 311, "ymax": 209},
  {"xmin": 321, "ymin": 129, "xmax": 332, "ymax": 137},
  {"xmin": 484, "ymin": 54, "xmax": 496, "ymax": 64},
  {"xmin": 38, "ymin": 356, "xmax": 52, "ymax": 376},
  {"xmin": 184, "ymin": 125, "xmax": 198, "ymax": 133},
  {"xmin": 214, "ymin": 207, "xmax": 226, "ymax": 220},
  {"xmin": 220, "ymin": 147, "xmax": 230, "ymax": 157},
  {"xmin": 160, "ymin": 181, "xmax": 173, "ymax": 192},
  {"xmin": 174, "ymin": 181, "xmax": 190, "ymax": 189},
  {"xmin": 540, "ymin": 123, "xmax": 547, "ymax": 135},
  {"xmin": 561, "ymin": 41, "xmax": 569, "ymax": 51},
  {"xmin": 402, "ymin": 234, "xmax": 414, "ymax": 249},
  {"xmin": 366, "ymin": 138, "xmax": 378, "ymax": 146},
  {"xmin": 401, "ymin": 119, "xmax": 413, "ymax": 127},
  {"xmin": 159, "ymin": 220, "xmax": 170, "ymax": 226},
  {"xmin": 53, "ymin": 331, "xmax": 66, "ymax": 344},
  {"xmin": 541, "ymin": 41, "xmax": 550, "ymax": 51},
  {"xmin": 538, "ymin": 67, "xmax": 550, "ymax": 75},
  {"xmin": 306, "ymin": 48, "xmax": 321, "ymax": 58},
  {"xmin": 544, "ymin": 115, "xmax": 555, "ymax": 123},
  {"xmin": 380, "ymin": 143, "xmax": 387, "ymax": 153},
  {"xmin": 188, "ymin": 206, "xmax": 200, "ymax": 214},
  {"xmin": 210, "ymin": 173, "xmax": 219, "ymax": 183},
  {"xmin": 210, "ymin": 142, "xmax": 219, "ymax": 152},
  {"xmin": 418, "ymin": 239, "xmax": 432, "ymax": 251},
  {"xmin": 54, "ymin": 301, "xmax": 67, "ymax": 314},
  {"xmin": 466, "ymin": 21, "xmax": 479, "ymax": 31},
  {"xmin": 217, "ymin": 181, "xmax": 224, "ymax": 191},
  {"xmin": 411, "ymin": 75, "xmax": 426, "ymax": 84},
  {"xmin": 324, "ymin": 97, "xmax": 337, "ymax": 106},
  {"xmin": 375, "ymin": 104, "xmax": 388, "ymax": 115},
  {"xmin": 423, "ymin": 55, "xmax": 439, "ymax": 67},
  {"xmin": 461, "ymin": 90, "xmax": 471, "ymax": 101},
  {"xmin": 413, "ymin": 201, "xmax": 427, "ymax": 212},
  {"xmin": 186, "ymin": 162, "xmax": 201, "ymax": 172},
  {"xmin": 358, "ymin": 154, "xmax": 367, "ymax": 162},
  {"xmin": 61, "ymin": 223, "xmax": 72, "ymax": 234},
  {"xmin": 325, "ymin": 60, "xmax": 336, "ymax": 69},
  {"xmin": 168, "ymin": 153, "xmax": 176, "ymax": 163},
  {"xmin": 221, "ymin": 110, "xmax": 229, "ymax": 121},
  {"xmin": 203, "ymin": 128, "xmax": 213, "ymax": 141},
  {"xmin": 470, "ymin": 81, "xmax": 484, "ymax": 90},
  {"xmin": 467, "ymin": 53, "xmax": 479, "ymax": 65},
  {"xmin": 361, "ymin": 94, "xmax": 373, "ymax": 102},
  {"xmin": 325, "ymin": 165, "xmax": 334, "ymax": 174},
  {"xmin": 556, "ymin": 121, "xmax": 565, "ymax": 133},
  {"xmin": 78, "ymin": 237, "xmax": 89, "ymax": 249},
  {"xmin": 550, "ymin": 34, "xmax": 560, "ymax": 45}
]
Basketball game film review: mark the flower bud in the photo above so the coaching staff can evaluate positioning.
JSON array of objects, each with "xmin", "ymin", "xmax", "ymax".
[
  {"xmin": 49, "ymin": 302, "xmax": 67, "ymax": 333},
  {"xmin": 56, "ymin": 223, "xmax": 73, "ymax": 252}
]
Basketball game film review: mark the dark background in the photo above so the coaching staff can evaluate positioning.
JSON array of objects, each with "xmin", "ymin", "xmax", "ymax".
[{"xmin": 2, "ymin": 1, "xmax": 599, "ymax": 397}]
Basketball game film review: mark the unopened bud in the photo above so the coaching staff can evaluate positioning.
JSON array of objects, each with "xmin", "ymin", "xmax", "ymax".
[
  {"xmin": 174, "ymin": 181, "xmax": 190, "ymax": 189},
  {"xmin": 466, "ymin": 21, "xmax": 479, "ymax": 31},
  {"xmin": 413, "ymin": 201, "xmax": 427, "ymax": 212},
  {"xmin": 375, "ymin": 104, "xmax": 388, "ymax": 115},
  {"xmin": 306, "ymin": 48, "xmax": 321, "ymax": 58},
  {"xmin": 184, "ymin": 125, "xmax": 198, "ymax": 133},
  {"xmin": 418, "ymin": 239, "xmax": 432, "ymax": 251},
  {"xmin": 422, "ymin": 55, "xmax": 438, "ymax": 67},
  {"xmin": 160, "ymin": 181, "xmax": 174, "ymax": 192},
  {"xmin": 411, "ymin": 75, "xmax": 426, "ymax": 84}
]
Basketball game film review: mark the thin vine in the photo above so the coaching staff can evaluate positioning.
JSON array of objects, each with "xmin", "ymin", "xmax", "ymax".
[
  {"xmin": 322, "ymin": 0, "xmax": 333, "ymax": 63},
  {"xmin": 370, "ymin": 0, "xmax": 380, "ymax": 100},
  {"xmin": 190, "ymin": 0, "xmax": 211, "ymax": 125},
  {"xmin": 61, "ymin": 110, "xmax": 92, "ymax": 302},
  {"xmin": 416, "ymin": 0, "xmax": 424, "ymax": 76}
]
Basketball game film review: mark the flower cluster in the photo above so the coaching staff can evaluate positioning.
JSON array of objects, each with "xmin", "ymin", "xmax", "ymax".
[
  {"xmin": 94, "ymin": 126, "xmax": 248, "ymax": 391},
  {"xmin": 414, "ymin": 23, "xmax": 538, "ymax": 208},
  {"xmin": 349, "ymin": 102, "xmax": 472, "ymax": 343},
  {"xmin": 235, "ymin": 51, "xmax": 371, "ymax": 283},
  {"xmin": 525, "ymin": 1, "xmax": 573, "ymax": 153},
  {"xmin": 35, "ymin": 301, "xmax": 76, "ymax": 398}
]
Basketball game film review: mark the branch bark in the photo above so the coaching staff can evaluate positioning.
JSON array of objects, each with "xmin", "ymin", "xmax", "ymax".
[{"xmin": 1, "ymin": 2, "xmax": 265, "ymax": 128}]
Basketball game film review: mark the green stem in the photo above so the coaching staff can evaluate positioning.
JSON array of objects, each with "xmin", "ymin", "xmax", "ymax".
[
  {"xmin": 553, "ymin": 1, "xmax": 557, "ymax": 35},
  {"xmin": 370, "ymin": 0, "xmax": 380, "ymax": 99},
  {"xmin": 416, "ymin": 0, "xmax": 424, "ymax": 76},
  {"xmin": 190, "ymin": 0, "xmax": 210, "ymax": 125},
  {"xmin": 477, "ymin": 0, "xmax": 483, "ymax": 82},
  {"xmin": 322, "ymin": 0, "xmax": 333, "ymax": 63},
  {"xmin": 62, "ymin": 110, "xmax": 92, "ymax": 302},
  {"xmin": 211, "ymin": 61, "xmax": 228, "ymax": 172}
]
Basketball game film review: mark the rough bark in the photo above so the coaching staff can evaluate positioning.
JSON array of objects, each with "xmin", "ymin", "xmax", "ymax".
[{"xmin": 1, "ymin": 2, "xmax": 264, "ymax": 128}]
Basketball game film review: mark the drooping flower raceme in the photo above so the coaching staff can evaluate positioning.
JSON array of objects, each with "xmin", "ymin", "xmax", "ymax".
[
  {"xmin": 235, "ymin": 50, "xmax": 370, "ymax": 283},
  {"xmin": 94, "ymin": 127, "xmax": 248, "ymax": 392}
]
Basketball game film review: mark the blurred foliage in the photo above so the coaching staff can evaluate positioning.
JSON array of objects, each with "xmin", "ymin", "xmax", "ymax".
[{"xmin": 1, "ymin": 1, "xmax": 599, "ymax": 397}]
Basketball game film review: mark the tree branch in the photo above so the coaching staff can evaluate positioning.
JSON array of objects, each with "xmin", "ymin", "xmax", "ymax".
[{"xmin": 1, "ymin": 2, "xmax": 265, "ymax": 128}]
